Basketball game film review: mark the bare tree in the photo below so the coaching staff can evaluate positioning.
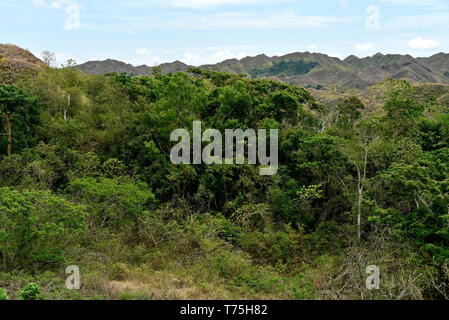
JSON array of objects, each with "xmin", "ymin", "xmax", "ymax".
[
  {"xmin": 339, "ymin": 123, "xmax": 374, "ymax": 240},
  {"xmin": 41, "ymin": 50, "xmax": 56, "ymax": 67},
  {"xmin": 319, "ymin": 230, "xmax": 429, "ymax": 300},
  {"xmin": 63, "ymin": 59, "xmax": 77, "ymax": 68}
]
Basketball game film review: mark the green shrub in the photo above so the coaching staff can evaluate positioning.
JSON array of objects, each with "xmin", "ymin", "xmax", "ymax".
[
  {"xmin": 0, "ymin": 188, "xmax": 87, "ymax": 270},
  {"xmin": 233, "ymin": 266, "xmax": 284, "ymax": 294},
  {"xmin": 66, "ymin": 177, "xmax": 155, "ymax": 228},
  {"xmin": 0, "ymin": 288, "xmax": 9, "ymax": 300},
  {"xmin": 232, "ymin": 204, "xmax": 272, "ymax": 232},
  {"xmin": 211, "ymin": 251, "xmax": 253, "ymax": 280},
  {"xmin": 20, "ymin": 282, "xmax": 41, "ymax": 300},
  {"xmin": 239, "ymin": 227, "xmax": 302, "ymax": 265}
]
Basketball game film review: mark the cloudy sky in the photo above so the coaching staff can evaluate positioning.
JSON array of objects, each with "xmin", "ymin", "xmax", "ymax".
[{"xmin": 1, "ymin": 0, "xmax": 448, "ymax": 66}]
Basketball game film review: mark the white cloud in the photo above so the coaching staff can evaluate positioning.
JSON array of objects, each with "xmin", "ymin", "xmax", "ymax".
[
  {"xmin": 328, "ymin": 52, "xmax": 342, "ymax": 59},
  {"xmin": 125, "ymin": 0, "xmax": 293, "ymax": 9},
  {"xmin": 308, "ymin": 44, "xmax": 317, "ymax": 50},
  {"xmin": 355, "ymin": 43, "xmax": 374, "ymax": 51},
  {"xmin": 32, "ymin": 0, "xmax": 81, "ymax": 30},
  {"xmin": 385, "ymin": 0, "xmax": 442, "ymax": 5},
  {"xmin": 80, "ymin": 10, "xmax": 351, "ymax": 34},
  {"xmin": 407, "ymin": 36, "xmax": 440, "ymax": 49},
  {"xmin": 132, "ymin": 48, "xmax": 164, "ymax": 65},
  {"xmin": 135, "ymin": 48, "xmax": 152, "ymax": 55},
  {"xmin": 98, "ymin": 10, "xmax": 351, "ymax": 33},
  {"xmin": 170, "ymin": 0, "xmax": 257, "ymax": 8},
  {"xmin": 32, "ymin": 0, "xmax": 57, "ymax": 8},
  {"xmin": 189, "ymin": 12, "xmax": 350, "ymax": 30},
  {"xmin": 32, "ymin": 0, "xmax": 72, "ymax": 9},
  {"xmin": 383, "ymin": 0, "xmax": 448, "ymax": 10},
  {"xmin": 386, "ymin": 13, "xmax": 449, "ymax": 30}
]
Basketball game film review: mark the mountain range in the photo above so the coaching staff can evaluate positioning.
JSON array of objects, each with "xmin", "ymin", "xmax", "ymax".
[
  {"xmin": 76, "ymin": 51, "xmax": 449, "ymax": 90},
  {"xmin": 3, "ymin": 43, "xmax": 449, "ymax": 91}
]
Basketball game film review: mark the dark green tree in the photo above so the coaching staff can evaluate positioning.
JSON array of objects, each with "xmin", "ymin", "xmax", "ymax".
[{"xmin": 0, "ymin": 85, "xmax": 39, "ymax": 156}]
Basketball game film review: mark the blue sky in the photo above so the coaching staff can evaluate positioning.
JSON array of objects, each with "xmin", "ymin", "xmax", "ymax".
[{"xmin": 1, "ymin": 0, "xmax": 448, "ymax": 66}]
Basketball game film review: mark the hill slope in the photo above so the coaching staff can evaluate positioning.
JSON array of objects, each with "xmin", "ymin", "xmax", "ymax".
[
  {"xmin": 0, "ymin": 44, "xmax": 46, "ymax": 83},
  {"xmin": 76, "ymin": 51, "xmax": 449, "ymax": 90}
]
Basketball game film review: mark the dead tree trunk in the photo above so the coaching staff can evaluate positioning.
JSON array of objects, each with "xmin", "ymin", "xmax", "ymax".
[
  {"xmin": 356, "ymin": 144, "xmax": 369, "ymax": 241},
  {"xmin": 64, "ymin": 94, "xmax": 70, "ymax": 122},
  {"xmin": 357, "ymin": 171, "xmax": 363, "ymax": 240}
]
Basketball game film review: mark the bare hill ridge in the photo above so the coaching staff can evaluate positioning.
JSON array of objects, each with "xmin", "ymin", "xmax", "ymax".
[
  {"xmin": 76, "ymin": 51, "xmax": 449, "ymax": 89},
  {"xmin": 0, "ymin": 44, "xmax": 46, "ymax": 70},
  {"xmin": 2, "ymin": 44, "xmax": 449, "ymax": 90},
  {"xmin": 0, "ymin": 44, "xmax": 46, "ymax": 83}
]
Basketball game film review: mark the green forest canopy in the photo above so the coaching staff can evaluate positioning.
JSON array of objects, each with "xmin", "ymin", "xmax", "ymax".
[{"xmin": 0, "ymin": 65, "xmax": 449, "ymax": 300}]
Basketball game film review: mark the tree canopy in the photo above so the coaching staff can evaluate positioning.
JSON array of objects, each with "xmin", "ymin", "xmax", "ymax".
[{"xmin": 1, "ymin": 67, "xmax": 448, "ymax": 300}]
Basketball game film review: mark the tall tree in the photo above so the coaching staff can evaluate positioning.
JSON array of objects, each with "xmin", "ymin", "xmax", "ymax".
[
  {"xmin": 383, "ymin": 80, "xmax": 425, "ymax": 138},
  {"xmin": 338, "ymin": 116, "xmax": 381, "ymax": 240},
  {"xmin": 0, "ymin": 85, "xmax": 38, "ymax": 156}
]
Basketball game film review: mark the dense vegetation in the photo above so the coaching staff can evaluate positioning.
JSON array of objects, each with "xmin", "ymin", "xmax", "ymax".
[
  {"xmin": 0, "ymin": 64, "xmax": 448, "ymax": 300},
  {"xmin": 250, "ymin": 60, "xmax": 319, "ymax": 78}
]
